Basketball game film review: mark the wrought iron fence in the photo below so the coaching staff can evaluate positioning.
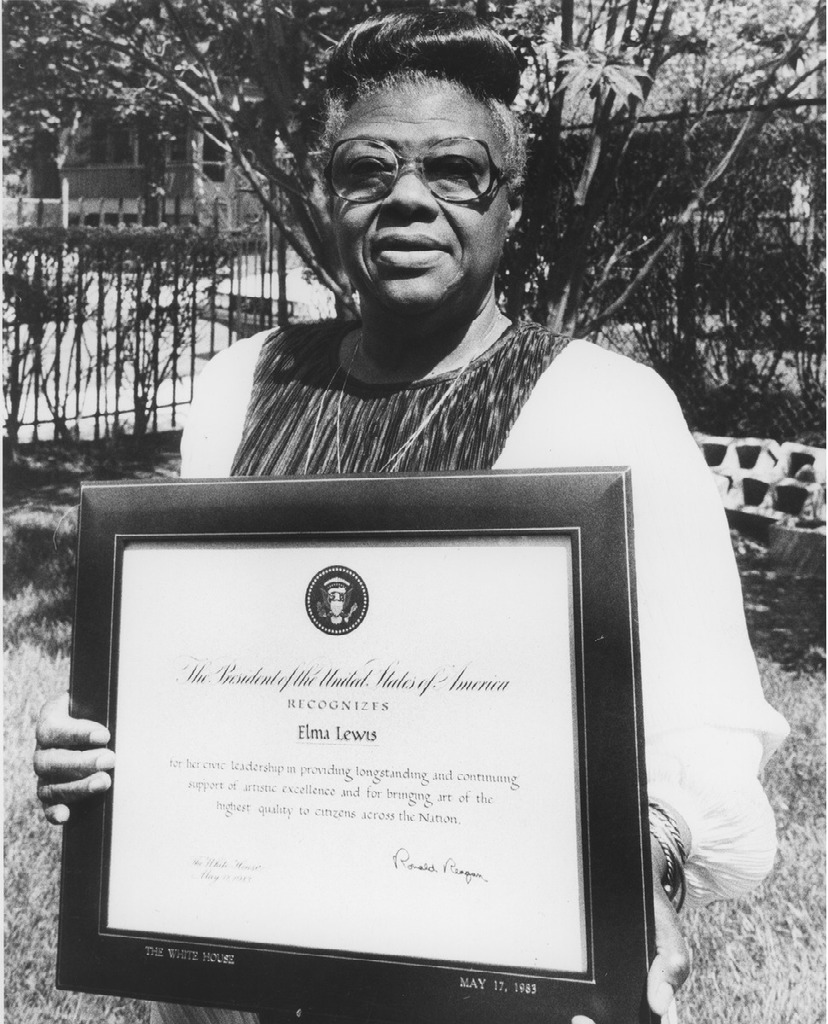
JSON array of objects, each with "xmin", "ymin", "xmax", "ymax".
[
  {"xmin": 2, "ymin": 225, "xmax": 333, "ymax": 445},
  {"xmin": 584, "ymin": 104, "xmax": 826, "ymax": 443}
]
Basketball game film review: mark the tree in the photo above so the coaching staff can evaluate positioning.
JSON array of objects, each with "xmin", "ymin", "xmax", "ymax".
[
  {"xmin": 3, "ymin": 0, "xmax": 197, "ymax": 222},
  {"xmin": 2, "ymin": 1, "xmax": 109, "ymax": 195},
  {"xmin": 96, "ymin": 0, "xmax": 388, "ymax": 303},
  {"xmin": 6, "ymin": 0, "xmax": 824, "ymax": 326},
  {"xmin": 491, "ymin": 0, "xmax": 824, "ymax": 337}
]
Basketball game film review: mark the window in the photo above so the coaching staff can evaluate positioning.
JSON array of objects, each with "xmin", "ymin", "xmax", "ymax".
[
  {"xmin": 109, "ymin": 127, "xmax": 132, "ymax": 164},
  {"xmin": 88, "ymin": 120, "xmax": 134, "ymax": 164},
  {"xmin": 89, "ymin": 122, "xmax": 107, "ymax": 164},
  {"xmin": 168, "ymin": 129, "xmax": 189, "ymax": 163}
]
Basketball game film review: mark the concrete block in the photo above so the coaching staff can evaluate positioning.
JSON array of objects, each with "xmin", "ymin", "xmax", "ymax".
[
  {"xmin": 700, "ymin": 434, "xmax": 825, "ymax": 528},
  {"xmin": 742, "ymin": 476, "xmax": 772, "ymax": 508},
  {"xmin": 731, "ymin": 437, "xmax": 781, "ymax": 475},
  {"xmin": 778, "ymin": 442, "xmax": 826, "ymax": 485},
  {"xmin": 698, "ymin": 435, "xmax": 734, "ymax": 469},
  {"xmin": 772, "ymin": 480, "xmax": 811, "ymax": 517}
]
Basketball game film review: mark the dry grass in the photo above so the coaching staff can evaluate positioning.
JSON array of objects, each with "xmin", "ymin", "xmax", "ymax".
[{"xmin": 4, "ymin": 437, "xmax": 825, "ymax": 1023}]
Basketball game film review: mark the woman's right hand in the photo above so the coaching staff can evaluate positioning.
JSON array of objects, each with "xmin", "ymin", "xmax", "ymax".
[{"xmin": 34, "ymin": 691, "xmax": 115, "ymax": 825}]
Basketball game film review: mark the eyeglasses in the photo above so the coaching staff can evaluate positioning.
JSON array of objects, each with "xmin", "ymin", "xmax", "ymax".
[{"xmin": 325, "ymin": 137, "xmax": 503, "ymax": 205}]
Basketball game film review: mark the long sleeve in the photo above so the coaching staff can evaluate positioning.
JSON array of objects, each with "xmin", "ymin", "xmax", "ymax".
[
  {"xmin": 179, "ymin": 333, "xmax": 267, "ymax": 479},
  {"xmin": 495, "ymin": 339, "xmax": 789, "ymax": 907}
]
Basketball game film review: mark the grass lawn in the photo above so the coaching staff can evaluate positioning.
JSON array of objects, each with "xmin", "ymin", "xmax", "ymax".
[{"xmin": 4, "ymin": 436, "xmax": 825, "ymax": 1024}]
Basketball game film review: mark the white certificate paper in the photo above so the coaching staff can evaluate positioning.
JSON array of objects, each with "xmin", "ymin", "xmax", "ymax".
[{"xmin": 107, "ymin": 535, "xmax": 587, "ymax": 974}]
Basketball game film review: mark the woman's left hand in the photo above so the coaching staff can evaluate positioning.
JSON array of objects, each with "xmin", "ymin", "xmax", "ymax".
[
  {"xmin": 646, "ymin": 868, "xmax": 692, "ymax": 1017},
  {"xmin": 572, "ymin": 839, "xmax": 692, "ymax": 1024}
]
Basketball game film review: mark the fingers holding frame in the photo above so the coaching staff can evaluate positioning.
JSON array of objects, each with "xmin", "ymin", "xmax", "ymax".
[
  {"xmin": 647, "ymin": 883, "xmax": 692, "ymax": 1018},
  {"xmin": 36, "ymin": 691, "xmax": 110, "ymax": 749},
  {"xmin": 34, "ymin": 691, "xmax": 114, "ymax": 825}
]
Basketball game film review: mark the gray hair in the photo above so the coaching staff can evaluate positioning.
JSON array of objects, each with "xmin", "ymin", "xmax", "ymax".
[{"xmin": 319, "ymin": 71, "xmax": 528, "ymax": 197}]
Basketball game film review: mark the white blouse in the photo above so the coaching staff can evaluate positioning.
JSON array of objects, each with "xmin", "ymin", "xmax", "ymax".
[{"xmin": 180, "ymin": 330, "xmax": 789, "ymax": 908}]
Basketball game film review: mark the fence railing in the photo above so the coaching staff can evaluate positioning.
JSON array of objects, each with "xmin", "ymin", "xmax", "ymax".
[
  {"xmin": 2, "ymin": 226, "xmax": 335, "ymax": 445},
  {"xmin": 3, "ymin": 192, "xmax": 263, "ymax": 231},
  {"xmin": 5, "ymin": 101, "xmax": 824, "ymax": 448}
]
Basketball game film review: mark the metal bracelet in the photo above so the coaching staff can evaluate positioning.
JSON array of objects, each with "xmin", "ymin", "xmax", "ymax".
[{"xmin": 649, "ymin": 802, "xmax": 688, "ymax": 912}]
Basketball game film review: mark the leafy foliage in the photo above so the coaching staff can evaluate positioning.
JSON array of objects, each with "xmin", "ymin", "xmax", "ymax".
[
  {"xmin": 493, "ymin": 0, "xmax": 823, "ymax": 331},
  {"xmin": 582, "ymin": 111, "xmax": 826, "ymax": 441},
  {"xmin": 3, "ymin": 1, "xmax": 109, "ymax": 187},
  {"xmin": 4, "ymin": 0, "xmax": 824, "ymax": 337},
  {"xmin": 554, "ymin": 49, "xmax": 651, "ymax": 112},
  {"xmin": 90, "ymin": 0, "xmax": 392, "ymax": 298}
]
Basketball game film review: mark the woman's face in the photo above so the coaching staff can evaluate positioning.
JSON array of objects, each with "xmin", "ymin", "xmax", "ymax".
[{"xmin": 329, "ymin": 83, "xmax": 517, "ymax": 323}]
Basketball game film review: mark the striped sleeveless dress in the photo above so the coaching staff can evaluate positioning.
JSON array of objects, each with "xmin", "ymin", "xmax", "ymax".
[{"xmin": 230, "ymin": 319, "xmax": 568, "ymax": 476}]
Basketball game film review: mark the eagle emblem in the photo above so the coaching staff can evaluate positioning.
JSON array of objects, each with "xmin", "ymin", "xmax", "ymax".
[{"xmin": 306, "ymin": 566, "xmax": 368, "ymax": 635}]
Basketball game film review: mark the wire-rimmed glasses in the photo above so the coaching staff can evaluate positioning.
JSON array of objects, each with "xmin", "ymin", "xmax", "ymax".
[{"xmin": 325, "ymin": 137, "xmax": 503, "ymax": 205}]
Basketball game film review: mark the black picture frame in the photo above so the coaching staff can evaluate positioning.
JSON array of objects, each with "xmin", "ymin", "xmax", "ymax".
[{"xmin": 58, "ymin": 468, "xmax": 656, "ymax": 1024}]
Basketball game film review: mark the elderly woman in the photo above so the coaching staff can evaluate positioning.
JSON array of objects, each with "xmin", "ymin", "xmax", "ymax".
[{"xmin": 35, "ymin": 10, "xmax": 787, "ymax": 1024}]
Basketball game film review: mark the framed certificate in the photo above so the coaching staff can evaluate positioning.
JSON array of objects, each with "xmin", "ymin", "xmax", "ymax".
[{"xmin": 58, "ymin": 468, "xmax": 656, "ymax": 1024}]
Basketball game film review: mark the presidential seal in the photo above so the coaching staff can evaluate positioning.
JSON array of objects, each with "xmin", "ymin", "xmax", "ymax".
[{"xmin": 305, "ymin": 566, "xmax": 368, "ymax": 635}]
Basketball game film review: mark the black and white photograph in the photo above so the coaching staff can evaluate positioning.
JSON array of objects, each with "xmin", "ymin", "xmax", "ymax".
[{"xmin": 4, "ymin": 2, "xmax": 825, "ymax": 1023}]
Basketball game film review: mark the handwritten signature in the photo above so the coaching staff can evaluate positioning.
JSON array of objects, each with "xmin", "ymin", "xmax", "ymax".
[{"xmin": 393, "ymin": 848, "xmax": 487, "ymax": 884}]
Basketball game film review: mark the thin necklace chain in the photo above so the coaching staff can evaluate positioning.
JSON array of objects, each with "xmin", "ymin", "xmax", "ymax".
[
  {"xmin": 378, "ymin": 367, "xmax": 466, "ymax": 471},
  {"xmin": 375, "ymin": 315, "xmax": 512, "ymax": 468},
  {"xmin": 302, "ymin": 331, "xmax": 359, "ymax": 474},
  {"xmin": 303, "ymin": 327, "xmax": 475, "ymax": 475}
]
